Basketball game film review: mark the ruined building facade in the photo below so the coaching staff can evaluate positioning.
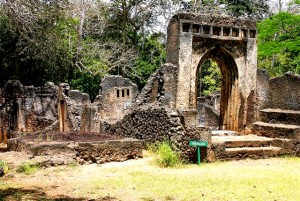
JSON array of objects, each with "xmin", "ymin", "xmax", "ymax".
[{"xmin": 1, "ymin": 13, "xmax": 300, "ymax": 160}]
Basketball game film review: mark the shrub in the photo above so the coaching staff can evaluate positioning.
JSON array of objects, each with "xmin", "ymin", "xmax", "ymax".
[
  {"xmin": 154, "ymin": 141, "xmax": 181, "ymax": 168},
  {"xmin": 17, "ymin": 162, "xmax": 40, "ymax": 174}
]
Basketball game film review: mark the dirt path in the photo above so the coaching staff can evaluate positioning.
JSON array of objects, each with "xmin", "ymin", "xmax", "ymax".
[
  {"xmin": 1, "ymin": 151, "xmax": 299, "ymax": 201},
  {"xmin": 0, "ymin": 151, "xmax": 152, "ymax": 200}
]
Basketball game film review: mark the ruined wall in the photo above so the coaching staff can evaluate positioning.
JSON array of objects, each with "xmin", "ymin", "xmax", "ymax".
[
  {"xmin": 105, "ymin": 106, "xmax": 211, "ymax": 161},
  {"xmin": 256, "ymin": 71, "xmax": 300, "ymax": 111},
  {"xmin": 197, "ymin": 96, "xmax": 220, "ymax": 129},
  {"xmin": 256, "ymin": 69, "xmax": 270, "ymax": 119},
  {"xmin": 96, "ymin": 76, "xmax": 138, "ymax": 124},
  {"xmin": 58, "ymin": 83, "xmax": 92, "ymax": 132},
  {"xmin": 268, "ymin": 72, "xmax": 300, "ymax": 110},
  {"xmin": 0, "ymin": 81, "xmax": 58, "ymax": 143},
  {"xmin": 135, "ymin": 63, "xmax": 178, "ymax": 109}
]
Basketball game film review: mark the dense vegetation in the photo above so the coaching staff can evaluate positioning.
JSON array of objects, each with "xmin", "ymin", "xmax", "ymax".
[{"xmin": 0, "ymin": 0, "xmax": 299, "ymax": 99}]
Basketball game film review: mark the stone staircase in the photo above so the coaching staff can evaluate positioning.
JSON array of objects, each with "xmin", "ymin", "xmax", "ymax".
[
  {"xmin": 211, "ymin": 108, "xmax": 300, "ymax": 160},
  {"xmin": 252, "ymin": 108, "xmax": 300, "ymax": 138},
  {"xmin": 211, "ymin": 133, "xmax": 294, "ymax": 160}
]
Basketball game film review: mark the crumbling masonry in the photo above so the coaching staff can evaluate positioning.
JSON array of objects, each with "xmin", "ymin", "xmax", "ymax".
[{"xmin": 1, "ymin": 13, "xmax": 300, "ymax": 161}]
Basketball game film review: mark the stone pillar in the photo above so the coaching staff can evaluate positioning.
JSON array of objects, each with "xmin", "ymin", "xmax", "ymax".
[{"xmin": 176, "ymin": 22, "xmax": 193, "ymax": 110}]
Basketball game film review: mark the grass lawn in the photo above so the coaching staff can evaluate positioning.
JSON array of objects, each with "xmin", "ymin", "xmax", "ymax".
[{"xmin": 1, "ymin": 155, "xmax": 300, "ymax": 201}]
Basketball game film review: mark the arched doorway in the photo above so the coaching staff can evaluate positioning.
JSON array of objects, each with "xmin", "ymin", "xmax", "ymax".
[
  {"xmin": 196, "ymin": 48, "xmax": 239, "ymax": 130},
  {"xmin": 167, "ymin": 13, "xmax": 257, "ymax": 131}
]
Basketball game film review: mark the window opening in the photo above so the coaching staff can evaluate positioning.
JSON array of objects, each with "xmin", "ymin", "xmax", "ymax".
[{"xmin": 182, "ymin": 23, "xmax": 190, "ymax": 32}]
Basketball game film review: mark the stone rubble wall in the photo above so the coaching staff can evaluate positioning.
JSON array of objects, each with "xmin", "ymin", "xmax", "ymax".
[
  {"xmin": 134, "ymin": 63, "xmax": 178, "ymax": 109},
  {"xmin": 7, "ymin": 135, "xmax": 143, "ymax": 165},
  {"xmin": 74, "ymin": 140, "xmax": 143, "ymax": 164},
  {"xmin": 104, "ymin": 105, "xmax": 211, "ymax": 161}
]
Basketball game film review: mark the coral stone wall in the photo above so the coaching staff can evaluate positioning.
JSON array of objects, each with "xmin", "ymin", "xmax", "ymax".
[
  {"xmin": 7, "ymin": 133, "xmax": 143, "ymax": 165},
  {"xmin": 97, "ymin": 76, "xmax": 138, "ymax": 124},
  {"xmin": 0, "ymin": 81, "xmax": 58, "ymax": 143},
  {"xmin": 268, "ymin": 72, "xmax": 300, "ymax": 110},
  {"xmin": 104, "ymin": 106, "xmax": 211, "ymax": 161}
]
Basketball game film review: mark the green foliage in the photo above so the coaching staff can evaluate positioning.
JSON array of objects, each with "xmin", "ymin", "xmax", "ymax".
[
  {"xmin": 0, "ymin": 160, "xmax": 9, "ymax": 174},
  {"xmin": 0, "ymin": 1, "xmax": 73, "ymax": 87},
  {"xmin": 69, "ymin": 70, "xmax": 101, "ymax": 101},
  {"xmin": 199, "ymin": 60, "xmax": 221, "ymax": 96},
  {"xmin": 182, "ymin": 0, "xmax": 270, "ymax": 20},
  {"xmin": 258, "ymin": 12, "xmax": 300, "ymax": 77},
  {"xmin": 151, "ymin": 141, "xmax": 181, "ymax": 168},
  {"xmin": 17, "ymin": 162, "xmax": 40, "ymax": 175},
  {"xmin": 130, "ymin": 33, "xmax": 166, "ymax": 89},
  {"xmin": 226, "ymin": 0, "xmax": 270, "ymax": 19}
]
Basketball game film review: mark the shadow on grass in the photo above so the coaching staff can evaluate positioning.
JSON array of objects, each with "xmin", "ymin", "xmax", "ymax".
[{"xmin": 0, "ymin": 187, "xmax": 119, "ymax": 201}]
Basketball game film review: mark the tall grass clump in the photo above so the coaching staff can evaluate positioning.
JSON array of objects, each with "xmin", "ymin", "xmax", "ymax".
[
  {"xmin": 149, "ymin": 141, "xmax": 182, "ymax": 168},
  {"xmin": 0, "ymin": 160, "xmax": 9, "ymax": 174},
  {"xmin": 17, "ymin": 162, "xmax": 40, "ymax": 175}
]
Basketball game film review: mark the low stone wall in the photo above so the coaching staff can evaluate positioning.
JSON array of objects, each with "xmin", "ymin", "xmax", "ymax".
[
  {"xmin": 7, "ymin": 134, "xmax": 143, "ymax": 165},
  {"xmin": 75, "ymin": 140, "xmax": 143, "ymax": 164}
]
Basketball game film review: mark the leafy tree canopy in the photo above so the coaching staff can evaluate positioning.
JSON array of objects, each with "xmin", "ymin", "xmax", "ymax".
[{"xmin": 258, "ymin": 11, "xmax": 300, "ymax": 76}]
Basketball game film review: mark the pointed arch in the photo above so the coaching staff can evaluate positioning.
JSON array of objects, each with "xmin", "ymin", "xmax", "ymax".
[{"xmin": 196, "ymin": 48, "xmax": 239, "ymax": 130}]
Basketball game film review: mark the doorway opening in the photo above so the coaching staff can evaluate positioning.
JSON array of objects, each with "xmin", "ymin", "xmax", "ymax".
[
  {"xmin": 9, "ymin": 101, "xmax": 19, "ymax": 131},
  {"xmin": 196, "ymin": 48, "xmax": 239, "ymax": 130},
  {"xmin": 59, "ymin": 100, "xmax": 66, "ymax": 132}
]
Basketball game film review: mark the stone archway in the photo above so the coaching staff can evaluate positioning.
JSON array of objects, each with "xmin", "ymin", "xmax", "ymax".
[
  {"xmin": 196, "ymin": 48, "xmax": 239, "ymax": 130},
  {"xmin": 166, "ymin": 13, "xmax": 258, "ymax": 131}
]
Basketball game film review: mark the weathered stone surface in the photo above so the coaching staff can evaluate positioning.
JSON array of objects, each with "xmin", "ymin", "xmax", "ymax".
[
  {"xmin": 256, "ymin": 69, "xmax": 270, "ymax": 120},
  {"xmin": 135, "ymin": 63, "xmax": 177, "ymax": 109},
  {"xmin": 211, "ymin": 135, "xmax": 295, "ymax": 160},
  {"xmin": 104, "ymin": 105, "xmax": 211, "ymax": 161},
  {"xmin": 167, "ymin": 12, "xmax": 258, "ymax": 131},
  {"xmin": 0, "ymin": 81, "xmax": 58, "ymax": 142},
  {"xmin": 268, "ymin": 72, "xmax": 300, "ymax": 110},
  {"xmin": 96, "ymin": 75, "xmax": 138, "ymax": 124},
  {"xmin": 7, "ymin": 133, "xmax": 143, "ymax": 165}
]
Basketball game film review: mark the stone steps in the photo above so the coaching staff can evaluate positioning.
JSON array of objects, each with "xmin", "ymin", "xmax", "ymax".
[
  {"xmin": 211, "ymin": 134, "xmax": 294, "ymax": 160},
  {"xmin": 252, "ymin": 121, "xmax": 300, "ymax": 139},
  {"xmin": 224, "ymin": 146, "xmax": 281, "ymax": 159},
  {"xmin": 260, "ymin": 108, "xmax": 300, "ymax": 125}
]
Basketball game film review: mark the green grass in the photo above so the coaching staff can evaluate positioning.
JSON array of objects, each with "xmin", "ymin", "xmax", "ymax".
[
  {"xmin": 0, "ymin": 160, "xmax": 9, "ymax": 174},
  {"xmin": 147, "ymin": 141, "xmax": 182, "ymax": 167},
  {"xmin": 16, "ymin": 162, "xmax": 40, "ymax": 175},
  {"xmin": 1, "ymin": 156, "xmax": 300, "ymax": 200},
  {"xmin": 83, "ymin": 157, "xmax": 300, "ymax": 201}
]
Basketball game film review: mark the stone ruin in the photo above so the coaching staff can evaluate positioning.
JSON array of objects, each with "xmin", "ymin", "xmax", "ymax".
[{"xmin": 1, "ymin": 13, "xmax": 300, "ymax": 164}]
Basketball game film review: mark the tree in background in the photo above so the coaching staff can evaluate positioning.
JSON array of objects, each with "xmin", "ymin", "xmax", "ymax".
[
  {"xmin": 0, "ymin": 0, "xmax": 299, "ymax": 99},
  {"xmin": 198, "ymin": 59, "xmax": 221, "ymax": 96},
  {"xmin": 0, "ymin": 0, "xmax": 72, "ymax": 86},
  {"xmin": 258, "ymin": 10, "xmax": 300, "ymax": 76},
  {"xmin": 180, "ymin": 0, "xmax": 271, "ymax": 20},
  {"xmin": 226, "ymin": 0, "xmax": 271, "ymax": 19}
]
